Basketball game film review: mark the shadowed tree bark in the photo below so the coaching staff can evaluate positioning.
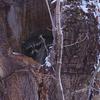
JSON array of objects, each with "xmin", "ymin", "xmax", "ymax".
[{"xmin": 0, "ymin": 0, "xmax": 52, "ymax": 100}]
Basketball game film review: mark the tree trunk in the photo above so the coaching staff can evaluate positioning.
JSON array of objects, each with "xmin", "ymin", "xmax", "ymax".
[{"xmin": 0, "ymin": 0, "xmax": 99, "ymax": 100}]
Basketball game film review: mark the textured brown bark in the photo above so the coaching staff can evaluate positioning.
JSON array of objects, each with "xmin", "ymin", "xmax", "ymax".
[
  {"xmin": 0, "ymin": 0, "xmax": 52, "ymax": 100},
  {"xmin": 48, "ymin": 3, "xmax": 99, "ymax": 100},
  {"xmin": 0, "ymin": 0, "xmax": 99, "ymax": 100},
  {"xmin": 61, "ymin": 4, "xmax": 98, "ymax": 100}
]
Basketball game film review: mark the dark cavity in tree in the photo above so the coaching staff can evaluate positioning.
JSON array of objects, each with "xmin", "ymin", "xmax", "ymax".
[{"xmin": 21, "ymin": 30, "xmax": 53, "ymax": 64}]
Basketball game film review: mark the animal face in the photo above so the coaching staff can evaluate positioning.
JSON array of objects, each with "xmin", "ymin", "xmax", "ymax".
[{"xmin": 21, "ymin": 36, "xmax": 47, "ymax": 64}]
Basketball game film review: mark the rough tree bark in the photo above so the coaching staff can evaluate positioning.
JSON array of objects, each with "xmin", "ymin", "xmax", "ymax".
[
  {"xmin": 48, "ymin": 1, "xmax": 99, "ymax": 100},
  {"xmin": 0, "ymin": 0, "xmax": 99, "ymax": 100},
  {"xmin": 53, "ymin": 0, "xmax": 65, "ymax": 100},
  {"xmin": 0, "ymin": 0, "xmax": 52, "ymax": 100}
]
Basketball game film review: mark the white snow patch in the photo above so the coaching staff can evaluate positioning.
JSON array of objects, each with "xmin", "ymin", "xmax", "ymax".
[
  {"xmin": 51, "ymin": 0, "xmax": 63, "ymax": 4},
  {"xmin": 45, "ymin": 55, "xmax": 52, "ymax": 67},
  {"xmin": 49, "ymin": 46, "xmax": 53, "ymax": 49},
  {"xmin": 97, "ymin": 55, "xmax": 100, "ymax": 72},
  {"xmin": 12, "ymin": 52, "xmax": 22, "ymax": 55},
  {"xmin": 51, "ymin": 0, "xmax": 56, "ymax": 4},
  {"xmin": 98, "ymin": 3, "xmax": 100, "ymax": 8},
  {"xmin": 80, "ymin": 5, "xmax": 88, "ymax": 13},
  {"xmin": 62, "ymin": 4, "xmax": 71, "ymax": 9},
  {"xmin": 82, "ymin": 0, "xmax": 87, "ymax": 5}
]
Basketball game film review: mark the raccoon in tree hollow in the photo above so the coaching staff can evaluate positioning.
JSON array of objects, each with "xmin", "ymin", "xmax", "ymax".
[{"xmin": 22, "ymin": 35, "xmax": 50, "ymax": 64}]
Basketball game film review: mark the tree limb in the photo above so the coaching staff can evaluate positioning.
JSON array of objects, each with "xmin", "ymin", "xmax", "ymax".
[{"xmin": 55, "ymin": 0, "xmax": 65, "ymax": 100}]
